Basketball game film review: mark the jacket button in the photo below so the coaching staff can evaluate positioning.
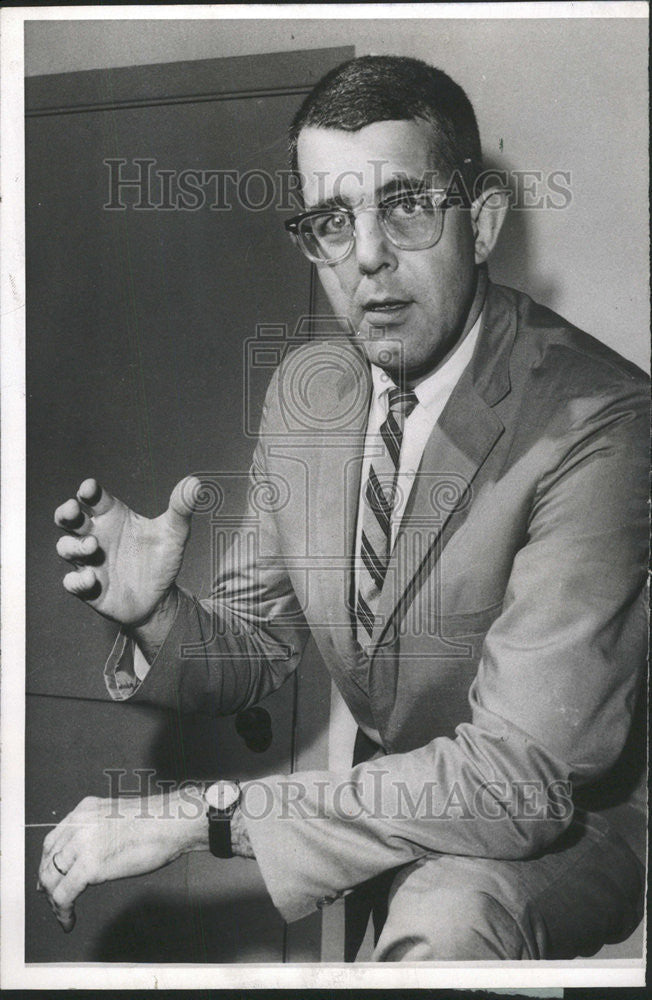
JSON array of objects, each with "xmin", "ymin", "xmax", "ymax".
[{"xmin": 316, "ymin": 895, "xmax": 335, "ymax": 909}]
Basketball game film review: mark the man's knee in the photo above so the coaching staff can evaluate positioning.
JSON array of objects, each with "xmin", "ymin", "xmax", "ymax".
[{"xmin": 373, "ymin": 862, "xmax": 529, "ymax": 962}]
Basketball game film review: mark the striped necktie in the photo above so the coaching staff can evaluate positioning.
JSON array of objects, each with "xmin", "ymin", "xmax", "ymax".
[{"xmin": 356, "ymin": 385, "xmax": 418, "ymax": 641}]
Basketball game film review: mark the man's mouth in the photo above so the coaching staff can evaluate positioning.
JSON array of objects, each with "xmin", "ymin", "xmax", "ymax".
[{"xmin": 362, "ymin": 297, "xmax": 412, "ymax": 317}]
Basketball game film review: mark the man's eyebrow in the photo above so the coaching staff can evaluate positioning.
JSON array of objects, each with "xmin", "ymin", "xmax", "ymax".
[
  {"xmin": 303, "ymin": 194, "xmax": 350, "ymax": 213},
  {"xmin": 375, "ymin": 176, "xmax": 429, "ymax": 200},
  {"xmin": 304, "ymin": 175, "xmax": 438, "ymax": 213}
]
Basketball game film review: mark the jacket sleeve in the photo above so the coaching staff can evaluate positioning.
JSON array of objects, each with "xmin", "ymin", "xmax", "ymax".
[
  {"xmin": 242, "ymin": 381, "xmax": 649, "ymax": 922},
  {"xmin": 104, "ymin": 368, "xmax": 310, "ymax": 715}
]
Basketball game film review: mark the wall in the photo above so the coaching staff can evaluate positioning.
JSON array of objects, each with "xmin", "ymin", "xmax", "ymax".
[
  {"xmin": 24, "ymin": 46, "xmax": 349, "ymax": 964},
  {"xmin": 24, "ymin": 16, "xmax": 649, "ymax": 371}
]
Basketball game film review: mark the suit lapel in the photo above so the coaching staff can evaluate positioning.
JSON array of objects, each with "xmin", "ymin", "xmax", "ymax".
[
  {"xmin": 371, "ymin": 370, "xmax": 504, "ymax": 648},
  {"xmin": 370, "ymin": 282, "xmax": 517, "ymax": 651}
]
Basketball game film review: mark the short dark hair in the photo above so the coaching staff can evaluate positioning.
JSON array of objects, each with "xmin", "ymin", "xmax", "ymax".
[{"xmin": 289, "ymin": 55, "xmax": 482, "ymax": 191}]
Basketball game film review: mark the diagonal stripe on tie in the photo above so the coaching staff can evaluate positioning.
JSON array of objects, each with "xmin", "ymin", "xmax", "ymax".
[
  {"xmin": 392, "ymin": 390, "xmax": 418, "ymax": 407},
  {"xmin": 361, "ymin": 531, "xmax": 386, "ymax": 590},
  {"xmin": 366, "ymin": 465, "xmax": 392, "ymax": 534},
  {"xmin": 355, "ymin": 384, "xmax": 418, "ymax": 646},
  {"xmin": 356, "ymin": 592, "xmax": 375, "ymax": 637},
  {"xmin": 380, "ymin": 410, "xmax": 402, "ymax": 467}
]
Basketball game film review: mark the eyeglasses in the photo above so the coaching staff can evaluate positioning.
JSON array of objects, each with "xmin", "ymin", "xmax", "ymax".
[{"xmin": 284, "ymin": 188, "xmax": 454, "ymax": 265}]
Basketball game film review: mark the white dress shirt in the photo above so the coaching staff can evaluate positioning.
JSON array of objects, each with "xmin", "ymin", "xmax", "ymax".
[{"xmin": 330, "ymin": 313, "xmax": 483, "ymax": 765}]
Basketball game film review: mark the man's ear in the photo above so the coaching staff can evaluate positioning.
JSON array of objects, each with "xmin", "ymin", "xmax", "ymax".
[{"xmin": 471, "ymin": 187, "xmax": 509, "ymax": 264}]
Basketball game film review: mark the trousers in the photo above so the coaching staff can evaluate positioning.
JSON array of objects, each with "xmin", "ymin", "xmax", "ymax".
[{"xmin": 344, "ymin": 733, "xmax": 644, "ymax": 962}]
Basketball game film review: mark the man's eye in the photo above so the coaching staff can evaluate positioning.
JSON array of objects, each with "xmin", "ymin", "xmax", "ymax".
[
  {"xmin": 314, "ymin": 212, "xmax": 350, "ymax": 237},
  {"xmin": 387, "ymin": 194, "xmax": 431, "ymax": 217}
]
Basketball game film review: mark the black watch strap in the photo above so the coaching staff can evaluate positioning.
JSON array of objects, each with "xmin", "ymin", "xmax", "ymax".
[
  {"xmin": 204, "ymin": 780, "xmax": 240, "ymax": 859},
  {"xmin": 208, "ymin": 808, "xmax": 234, "ymax": 859}
]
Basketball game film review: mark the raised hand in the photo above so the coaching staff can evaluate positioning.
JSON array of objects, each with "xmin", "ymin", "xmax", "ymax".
[{"xmin": 55, "ymin": 476, "xmax": 202, "ymax": 629}]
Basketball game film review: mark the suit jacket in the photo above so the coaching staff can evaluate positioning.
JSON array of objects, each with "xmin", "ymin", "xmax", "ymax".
[{"xmin": 110, "ymin": 281, "xmax": 649, "ymax": 923}]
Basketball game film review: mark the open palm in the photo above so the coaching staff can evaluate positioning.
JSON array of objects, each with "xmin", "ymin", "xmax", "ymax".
[{"xmin": 55, "ymin": 476, "xmax": 201, "ymax": 628}]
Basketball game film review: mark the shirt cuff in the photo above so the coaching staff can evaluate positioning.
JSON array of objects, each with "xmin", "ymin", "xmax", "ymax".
[
  {"xmin": 133, "ymin": 644, "xmax": 152, "ymax": 682},
  {"xmin": 103, "ymin": 631, "xmax": 144, "ymax": 701}
]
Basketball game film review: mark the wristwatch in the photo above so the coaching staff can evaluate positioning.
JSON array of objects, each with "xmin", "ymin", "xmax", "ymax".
[{"xmin": 203, "ymin": 780, "xmax": 241, "ymax": 858}]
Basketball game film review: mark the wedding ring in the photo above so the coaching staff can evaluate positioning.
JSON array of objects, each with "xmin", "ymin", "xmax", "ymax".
[{"xmin": 52, "ymin": 852, "xmax": 68, "ymax": 876}]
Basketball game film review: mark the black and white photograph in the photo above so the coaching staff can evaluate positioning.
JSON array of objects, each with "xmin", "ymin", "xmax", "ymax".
[{"xmin": 1, "ymin": 3, "xmax": 648, "ymax": 992}]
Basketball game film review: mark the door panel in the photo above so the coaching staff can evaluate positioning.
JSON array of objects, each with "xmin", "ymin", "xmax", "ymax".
[
  {"xmin": 26, "ymin": 88, "xmax": 337, "ymax": 700},
  {"xmin": 25, "ymin": 46, "xmax": 352, "ymax": 963}
]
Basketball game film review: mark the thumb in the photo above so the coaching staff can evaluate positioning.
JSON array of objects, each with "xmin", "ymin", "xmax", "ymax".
[
  {"xmin": 57, "ymin": 907, "xmax": 77, "ymax": 934},
  {"xmin": 165, "ymin": 476, "xmax": 203, "ymax": 533}
]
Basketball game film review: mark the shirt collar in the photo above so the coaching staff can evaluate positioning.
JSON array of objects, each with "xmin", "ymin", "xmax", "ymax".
[{"xmin": 370, "ymin": 310, "xmax": 483, "ymax": 412}]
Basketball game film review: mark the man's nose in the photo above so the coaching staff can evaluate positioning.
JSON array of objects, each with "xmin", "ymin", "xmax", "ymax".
[{"xmin": 353, "ymin": 211, "xmax": 398, "ymax": 274}]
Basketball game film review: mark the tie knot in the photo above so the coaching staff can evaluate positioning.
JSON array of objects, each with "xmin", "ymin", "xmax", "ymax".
[{"xmin": 387, "ymin": 386, "xmax": 418, "ymax": 418}]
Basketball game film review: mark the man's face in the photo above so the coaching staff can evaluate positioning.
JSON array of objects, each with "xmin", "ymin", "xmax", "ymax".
[{"xmin": 297, "ymin": 119, "xmax": 479, "ymax": 382}]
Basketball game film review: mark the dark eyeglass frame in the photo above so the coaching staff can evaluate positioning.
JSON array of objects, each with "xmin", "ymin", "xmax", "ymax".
[{"xmin": 284, "ymin": 187, "xmax": 461, "ymax": 265}]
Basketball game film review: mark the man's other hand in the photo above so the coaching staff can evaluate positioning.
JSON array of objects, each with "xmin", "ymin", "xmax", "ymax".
[
  {"xmin": 37, "ymin": 790, "xmax": 208, "ymax": 932},
  {"xmin": 54, "ymin": 477, "xmax": 201, "ymax": 630}
]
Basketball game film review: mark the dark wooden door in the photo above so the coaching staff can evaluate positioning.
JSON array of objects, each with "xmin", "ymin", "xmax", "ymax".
[{"xmin": 25, "ymin": 46, "xmax": 352, "ymax": 963}]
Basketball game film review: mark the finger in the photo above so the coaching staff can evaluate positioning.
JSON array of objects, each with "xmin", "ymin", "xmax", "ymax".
[
  {"xmin": 40, "ymin": 826, "xmax": 76, "ymax": 885},
  {"xmin": 47, "ymin": 891, "xmax": 77, "ymax": 933},
  {"xmin": 42, "ymin": 826, "xmax": 59, "ymax": 855},
  {"xmin": 55, "ymin": 904, "xmax": 76, "ymax": 934},
  {"xmin": 41, "ymin": 804, "xmax": 94, "ymax": 881},
  {"xmin": 43, "ymin": 826, "xmax": 62, "ymax": 856},
  {"xmin": 41, "ymin": 823, "xmax": 72, "ymax": 866},
  {"xmin": 63, "ymin": 566, "xmax": 100, "ymax": 598},
  {"xmin": 54, "ymin": 498, "xmax": 92, "ymax": 535},
  {"xmin": 76, "ymin": 478, "xmax": 115, "ymax": 516},
  {"xmin": 56, "ymin": 534, "xmax": 99, "ymax": 563},
  {"xmin": 39, "ymin": 843, "xmax": 79, "ymax": 902},
  {"xmin": 51, "ymin": 843, "xmax": 77, "ymax": 877},
  {"xmin": 50, "ymin": 858, "xmax": 91, "ymax": 933},
  {"xmin": 42, "ymin": 851, "xmax": 68, "ymax": 885},
  {"xmin": 165, "ymin": 476, "xmax": 202, "ymax": 533},
  {"xmin": 38, "ymin": 853, "xmax": 65, "ymax": 896},
  {"xmin": 43, "ymin": 882, "xmax": 76, "ymax": 933}
]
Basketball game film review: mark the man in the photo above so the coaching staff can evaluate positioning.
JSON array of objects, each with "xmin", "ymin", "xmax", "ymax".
[{"xmin": 39, "ymin": 56, "xmax": 647, "ymax": 961}]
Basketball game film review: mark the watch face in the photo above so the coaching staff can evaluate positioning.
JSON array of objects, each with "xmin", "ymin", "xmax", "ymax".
[{"xmin": 205, "ymin": 780, "xmax": 239, "ymax": 811}]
